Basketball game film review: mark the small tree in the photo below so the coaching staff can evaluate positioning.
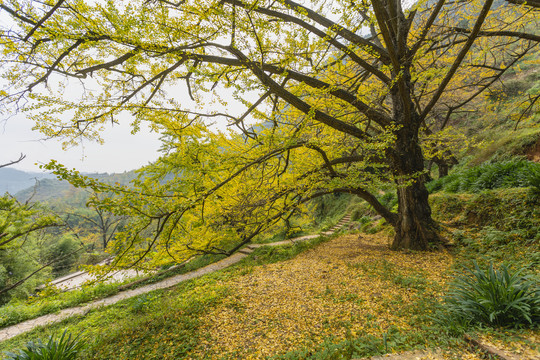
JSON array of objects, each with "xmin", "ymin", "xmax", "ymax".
[{"xmin": 65, "ymin": 190, "xmax": 126, "ymax": 250}]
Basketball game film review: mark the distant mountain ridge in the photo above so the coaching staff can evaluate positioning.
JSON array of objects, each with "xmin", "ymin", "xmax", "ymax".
[
  {"xmin": 0, "ymin": 167, "xmax": 138, "ymax": 209},
  {"xmin": 0, "ymin": 168, "xmax": 55, "ymax": 195},
  {"xmin": 13, "ymin": 170, "xmax": 138, "ymax": 206}
]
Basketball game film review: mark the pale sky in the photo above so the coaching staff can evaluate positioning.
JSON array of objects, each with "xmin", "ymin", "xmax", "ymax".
[
  {"xmin": 0, "ymin": 114, "xmax": 163, "ymax": 173},
  {"xmin": 0, "ymin": 88, "xmax": 250, "ymax": 173}
]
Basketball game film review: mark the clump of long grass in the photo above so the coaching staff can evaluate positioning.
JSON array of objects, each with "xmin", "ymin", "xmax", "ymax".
[
  {"xmin": 443, "ymin": 262, "xmax": 540, "ymax": 328},
  {"xmin": 4, "ymin": 330, "xmax": 83, "ymax": 360}
]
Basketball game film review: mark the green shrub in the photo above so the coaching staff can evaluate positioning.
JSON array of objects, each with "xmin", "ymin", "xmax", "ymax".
[
  {"xmin": 528, "ymin": 165, "xmax": 540, "ymax": 196},
  {"xmin": 4, "ymin": 330, "xmax": 83, "ymax": 360},
  {"xmin": 350, "ymin": 209, "xmax": 363, "ymax": 222},
  {"xmin": 427, "ymin": 159, "xmax": 540, "ymax": 193},
  {"xmin": 41, "ymin": 236, "xmax": 81, "ymax": 277},
  {"xmin": 378, "ymin": 192, "xmax": 397, "ymax": 209},
  {"xmin": 444, "ymin": 262, "xmax": 540, "ymax": 328}
]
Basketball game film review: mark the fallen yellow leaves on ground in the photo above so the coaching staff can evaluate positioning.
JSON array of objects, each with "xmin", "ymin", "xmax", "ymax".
[
  {"xmin": 477, "ymin": 331, "xmax": 540, "ymax": 360},
  {"xmin": 191, "ymin": 234, "xmax": 469, "ymax": 359}
]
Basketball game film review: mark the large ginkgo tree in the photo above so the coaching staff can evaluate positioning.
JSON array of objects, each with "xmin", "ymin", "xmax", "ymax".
[{"xmin": 0, "ymin": 0, "xmax": 539, "ymax": 268}]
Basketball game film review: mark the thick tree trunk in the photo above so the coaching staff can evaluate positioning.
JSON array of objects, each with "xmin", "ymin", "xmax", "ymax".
[
  {"xmin": 381, "ymin": 7, "xmax": 442, "ymax": 250},
  {"xmin": 393, "ymin": 180, "xmax": 440, "ymax": 250},
  {"xmin": 390, "ymin": 124, "xmax": 442, "ymax": 250}
]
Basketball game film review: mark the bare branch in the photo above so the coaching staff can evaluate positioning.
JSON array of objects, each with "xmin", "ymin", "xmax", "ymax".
[
  {"xmin": 0, "ymin": 153, "xmax": 26, "ymax": 169},
  {"xmin": 28, "ymin": 39, "xmax": 85, "ymax": 91},
  {"xmin": 410, "ymin": 0, "xmax": 446, "ymax": 56},
  {"xmin": 506, "ymin": 0, "xmax": 540, "ymax": 8},
  {"xmin": 76, "ymin": 48, "xmax": 140, "ymax": 76},
  {"xmin": 451, "ymin": 27, "xmax": 540, "ymax": 43},
  {"xmin": 279, "ymin": 0, "xmax": 390, "ymax": 63},
  {"xmin": 225, "ymin": 46, "xmax": 370, "ymax": 139},
  {"xmin": 0, "ymin": 4, "xmax": 37, "ymax": 25},
  {"xmin": 221, "ymin": 0, "xmax": 390, "ymax": 83}
]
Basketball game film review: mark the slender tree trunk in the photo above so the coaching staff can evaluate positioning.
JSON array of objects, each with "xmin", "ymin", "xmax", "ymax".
[
  {"xmin": 433, "ymin": 154, "xmax": 458, "ymax": 178},
  {"xmin": 102, "ymin": 233, "xmax": 108, "ymax": 249},
  {"xmin": 437, "ymin": 162, "xmax": 449, "ymax": 178}
]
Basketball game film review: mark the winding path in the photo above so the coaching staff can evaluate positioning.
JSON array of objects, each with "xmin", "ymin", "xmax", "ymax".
[{"xmin": 0, "ymin": 216, "xmax": 351, "ymax": 342}]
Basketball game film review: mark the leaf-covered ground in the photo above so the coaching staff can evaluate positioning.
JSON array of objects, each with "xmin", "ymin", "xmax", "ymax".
[
  {"xmin": 1, "ymin": 233, "xmax": 537, "ymax": 359},
  {"xmin": 476, "ymin": 331, "xmax": 540, "ymax": 360},
  {"xmin": 189, "ymin": 233, "xmax": 473, "ymax": 359}
]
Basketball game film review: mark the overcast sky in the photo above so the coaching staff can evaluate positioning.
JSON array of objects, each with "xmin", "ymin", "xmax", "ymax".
[
  {"xmin": 1, "ymin": 114, "xmax": 163, "ymax": 174},
  {"xmin": 0, "ymin": 88, "xmax": 251, "ymax": 174}
]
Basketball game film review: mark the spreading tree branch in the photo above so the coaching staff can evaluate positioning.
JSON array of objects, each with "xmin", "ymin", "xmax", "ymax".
[{"xmin": 420, "ymin": 0, "xmax": 495, "ymax": 122}]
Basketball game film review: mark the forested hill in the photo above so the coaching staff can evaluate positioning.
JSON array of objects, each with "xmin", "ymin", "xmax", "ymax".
[
  {"xmin": 0, "ymin": 168, "xmax": 55, "ymax": 195},
  {"xmin": 12, "ymin": 171, "xmax": 138, "ymax": 206}
]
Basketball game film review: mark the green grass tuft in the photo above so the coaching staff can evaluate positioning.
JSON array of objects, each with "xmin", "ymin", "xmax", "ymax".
[
  {"xmin": 4, "ymin": 330, "xmax": 83, "ymax": 360},
  {"xmin": 443, "ymin": 262, "xmax": 540, "ymax": 328}
]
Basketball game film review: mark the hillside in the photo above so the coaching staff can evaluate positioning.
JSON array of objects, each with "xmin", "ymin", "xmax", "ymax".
[
  {"xmin": 0, "ymin": 1, "xmax": 539, "ymax": 359},
  {"xmin": 13, "ymin": 171, "xmax": 138, "ymax": 206},
  {"xmin": 0, "ymin": 168, "xmax": 54, "ymax": 195}
]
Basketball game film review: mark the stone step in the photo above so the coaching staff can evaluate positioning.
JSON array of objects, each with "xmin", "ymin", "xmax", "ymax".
[
  {"xmin": 245, "ymin": 213, "xmax": 351, "ymax": 250},
  {"xmin": 289, "ymin": 234, "xmax": 319, "ymax": 242},
  {"xmin": 238, "ymin": 248, "xmax": 254, "ymax": 255}
]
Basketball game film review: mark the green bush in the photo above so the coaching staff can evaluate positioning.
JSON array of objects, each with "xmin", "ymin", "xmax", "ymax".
[
  {"xmin": 528, "ymin": 165, "xmax": 540, "ymax": 196},
  {"xmin": 427, "ymin": 159, "xmax": 540, "ymax": 193},
  {"xmin": 444, "ymin": 262, "xmax": 540, "ymax": 328},
  {"xmin": 4, "ymin": 330, "xmax": 83, "ymax": 360},
  {"xmin": 0, "ymin": 244, "xmax": 52, "ymax": 305},
  {"xmin": 41, "ymin": 236, "xmax": 81, "ymax": 277},
  {"xmin": 377, "ymin": 192, "xmax": 397, "ymax": 210}
]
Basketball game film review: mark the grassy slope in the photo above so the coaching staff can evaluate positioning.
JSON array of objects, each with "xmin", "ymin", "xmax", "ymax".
[
  {"xmin": 1, "ymin": 220, "xmax": 538, "ymax": 359},
  {"xmin": 2, "ymin": 167, "xmax": 539, "ymax": 359},
  {"xmin": 0, "ymin": 253, "xmax": 229, "ymax": 329},
  {"xmin": 430, "ymin": 188, "xmax": 540, "ymax": 358},
  {"xmin": 0, "ymin": 235, "xmax": 459, "ymax": 359},
  {"xmin": 0, "ymin": 205, "xmax": 339, "ymax": 330},
  {"xmin": 2, "ymin": 153, "xmax": 539, "ymax": 358},
  {"xmin": 430, "ymin": 188, "xmax": 539, "ymax": 270}
]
